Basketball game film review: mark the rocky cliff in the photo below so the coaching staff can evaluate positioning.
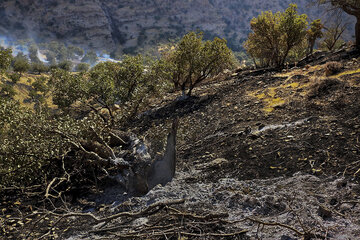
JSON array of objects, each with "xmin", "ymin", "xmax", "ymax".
[{"xmin": 0, "ymin": 0, "xmax": 354, "ymax": 53}]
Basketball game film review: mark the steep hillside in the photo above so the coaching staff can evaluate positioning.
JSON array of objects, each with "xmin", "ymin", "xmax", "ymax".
[
  {"xmin": 2, "ymin": 48, "xmax": 360, "ymax": 239},
  {"xmin": 0, "ymin": 0, "xmax": 353, "ymax": 53}
]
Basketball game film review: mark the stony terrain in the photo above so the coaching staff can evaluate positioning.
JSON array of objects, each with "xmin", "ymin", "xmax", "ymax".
[
  {"xmin": 0, "ymin": 0, "xmax": 353, "ymax": 53},
  {"xmin": 2, "ymin": 48, "xmax": 360, "ymax": 239}
]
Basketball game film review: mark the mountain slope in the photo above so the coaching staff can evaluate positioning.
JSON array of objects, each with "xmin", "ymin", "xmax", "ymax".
[{"xmin": 0, "ymin": 0, "xmax": 354, "ymax": 53}]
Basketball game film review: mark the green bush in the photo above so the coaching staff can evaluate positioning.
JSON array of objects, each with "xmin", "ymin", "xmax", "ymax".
[
  {"xmin": 57, "ymin": 60, "xmax": 73, "ymax": 71},
  {"xmin": 0, "ymin": 48, "xmax": 12, "ymax": 73},
  {"xmin": 165, "ymin": 32, "xmax": 236, "ymax": 96},
  {"xmin": 12, "ymin": 54, "xmax": 30, "ymax": 74},
  {"xmin": 8, "ymin": 72, "xmax": 21, "ymax": 83},
  {"xmin": 76, "ymin": 62, "xmax": 90, "ymax": 72},
  {"xmin": 31, "ymin": 62, "xmax": 49, "ymax": 74},
  {"xmin": 244, "ymin": 4, "xmax": 308, "ymax": 67}
]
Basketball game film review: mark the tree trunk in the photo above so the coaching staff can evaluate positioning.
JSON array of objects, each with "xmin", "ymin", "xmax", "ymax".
[{"xmin": 356, "ymin": 17, "xmax": 360, "ymax": 48}]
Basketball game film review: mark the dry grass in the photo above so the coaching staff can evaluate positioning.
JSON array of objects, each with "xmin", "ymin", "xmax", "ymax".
[{"xmin": 324, "ymin": 61, "xmax": 343, "ymax": 76}]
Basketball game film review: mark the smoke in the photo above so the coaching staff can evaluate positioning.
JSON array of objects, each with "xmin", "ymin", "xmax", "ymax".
[
  {"xmin": 97, "ymin": 54, "xmax": 121, "ymax": 63},
  {"xmin": 37, "ymin": 49, "xmax": 48, "ymax": 63},
  {"xmin": 0, "ymin": 35, "xmax": 29, "ymax": 56},
  {"xmin": 1, "ymin": 34, "xmax": 122, "ymax": 66}
]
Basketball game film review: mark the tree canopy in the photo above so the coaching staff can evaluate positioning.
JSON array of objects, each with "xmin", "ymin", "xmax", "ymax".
[
  {"xmin": 165, "ymin": 32, "xmax": 236, "ymax": 96},
  {"xmin": 244, "ymin": 4, "xmax": 308, "ymax": 67}
]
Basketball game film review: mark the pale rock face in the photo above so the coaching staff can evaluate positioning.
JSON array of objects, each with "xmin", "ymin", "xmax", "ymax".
[{"xmin": 0, "ymin": 0, "xmax": 354, "ymax": 52}]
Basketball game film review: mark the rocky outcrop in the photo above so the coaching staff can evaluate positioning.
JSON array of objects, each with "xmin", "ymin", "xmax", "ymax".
[{"xmin": 0, "ymin": 0, "xmax": 353, "ymax": 53}]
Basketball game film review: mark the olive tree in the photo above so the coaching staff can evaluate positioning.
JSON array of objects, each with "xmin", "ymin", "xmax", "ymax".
[
  {"xmin": 166, "ymin": 32, "xmax": 235, "ymax": 96},
  {"xmin": 244, "ymin": 4, "xmax": 308, "ymax": 67}
]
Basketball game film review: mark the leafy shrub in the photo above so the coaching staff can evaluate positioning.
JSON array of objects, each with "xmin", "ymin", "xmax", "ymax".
[
  {"xmin": 75, "ymin": 62, "xmax": 90, "ymax": 72},
  {"xmin": 31, "ymin": 62, "xmax": 49, "ymax": 74},
  {"xmin": 57, "ymin": 60, "xmax": 73, "ymax": 71},
  {"xmin": 164, "ymin": 32, "xmax": 236, "ymax": 96},
  {"xmin": 8, "ymin": 72, "xmax": 21, "ymax": 83},
  {"xmin": 0, "ymin": 98, "xmax": 118, "ymax": 193},
  {"xmin": 0, "ymin": 83, "xmax": 15, "ymax": 99},
  {"xmin": 244, "ymin": 4, "xmax": 308, "ymax": 67},
  {"xmin": 12, "ymin": 54, "xmax": 30, "ymax": 74},
  {"xmin": 0, "ymin": 48, "xmax": 12, "ymax": 73},
  {"xmin": 50, "ymin": 55, "xmax": 170, "ymax": 122}
]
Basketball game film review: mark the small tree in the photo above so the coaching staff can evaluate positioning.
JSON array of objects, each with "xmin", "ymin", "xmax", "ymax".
[
  {"xmin": 244, "ymin": 4, "xmax": 308, "ymax": 67},
  {"xmin": 321, "ymin": 18, "xmax": 347, "ymax": 51},
  {"xmin": 13, "ymin": 53, "xmax": 30, "ymax": 75},
  {"xmin": 166, "ymin": 32, "xmax": 235, "ymax": 96},
  {"xmin": 76, "ymin": 63, "xmax": 90, "ymax": 72},
  {"xmin": 50, "ymin": 55, "xmax": 169, "ymax": 122},
  {"xmin": 50, "ymin": 69, "xmax": 85, "ymax": 110},
  {"xmin": 57, "ymin": 60, "xmax": 73, "ymax": 71},
  {"xmin": 31, "ymin": 62, "xmax": 49, "ymax": 74},
  {"xmin": 307, "ymin": 19, "xmax": 324, "ymax": 55}
]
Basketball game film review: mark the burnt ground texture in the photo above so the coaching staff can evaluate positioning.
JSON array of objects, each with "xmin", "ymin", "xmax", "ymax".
[{"xmin": 2, "ymin": 49, "xmax": 360, "ymax": 239}]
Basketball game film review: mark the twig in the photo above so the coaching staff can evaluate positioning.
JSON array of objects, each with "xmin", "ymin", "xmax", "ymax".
[
  {"xmin": 246, "ymin": 217, "xmax": 305, "ymax": 236},
  {"xmin": 48, "ymin": 199, "xmax": 185, "ymax": 224}
]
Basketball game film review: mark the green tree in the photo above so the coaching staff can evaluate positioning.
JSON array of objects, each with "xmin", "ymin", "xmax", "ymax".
[
  {"xmin": 166, "ymin": 32, "xmax": 235, "ymax": 96},
  {"xmin": 50, "ymin": 55, "xmax": 169, "ymax": 122},
  {"xmin": 307, "ymin": 19, "xmax": 324, "ymax": 55},
  {"xmin": 12, "ymin": 53, "xmax": 30, "ymax": 75},
  {"xmin": 57, "ymin": 60, "xmax": 73, "ymax": 71},
  {"xmin": 76, "ymin": 63, "xmax": 90, "ymax": 72},
  {"xmin": 244, "ymin": 4, "xmax": 308, "ymax": 67},
  {"xmin": 317, "ymin": 0, "xmax": 360, "ymax": 48},
  {"xmin": 49, "ymin": 69, "xmax": 85, "ymax": 110},
  {"xmin": 31, "ymin": 62, "xmax": 49, "ymax": 74}
]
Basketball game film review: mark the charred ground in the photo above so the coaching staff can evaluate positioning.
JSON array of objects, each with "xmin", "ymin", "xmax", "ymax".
[{"xmin": 2, "ymin": 48, "xmax": 360, "ymax": 239}]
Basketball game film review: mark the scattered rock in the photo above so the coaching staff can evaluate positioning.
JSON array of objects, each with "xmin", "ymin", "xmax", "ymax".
[{"xmin": 318, "ymin": 205, "xmax": 332, "ymax": 219}]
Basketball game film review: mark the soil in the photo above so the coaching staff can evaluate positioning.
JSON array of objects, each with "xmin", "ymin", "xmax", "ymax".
[{"xmin": 2, "ymin": 53, "xmax": 360, "ymax": 239}]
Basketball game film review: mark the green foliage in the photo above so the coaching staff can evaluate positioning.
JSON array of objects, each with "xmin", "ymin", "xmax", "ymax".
[
  {"xmin": 50, "ymin": 69, "xmax": 85, "ymax": 109},
  {"xmin": 50, "ymin": 55, "xmax": 170, "ymax": 122},
  {"xmin": 166, "ymin": 32, "xmax": 236, "ymax": 96},
  {"xmin": 0, "ymin": 82, "xmax": 15, "ymax": 99},
  {"xmin": 57, "ymin": 60, "xmax": 73, "ymax": 71},
  {"xmin": 12, "ymin": 53, "xmax": 30, "ymax": 74},
  {"xmin": 0, "ymin": 48, "xmax": 12, "ymax": 73},
  {"xmin": 0, "ymin": 98, "xmax": 112, "ymax": 190},
  {"xmin": 307, "ymin": 19, "xmax": 323, "ymax": 54},
  {"xmin": 8, "ymin": 72, "xmax": 21, "ymax": 83},
  {"xmin": 244, "ymin": 4, "xmax": 308, "ymax": 67},
  {"xmin": 81, "ymin": 50, "xmax": 98, "ymax": 65},
  {"xmin": 76, "ymin": 63, "xmax": 90, "ymax": 72},
  {"xmin": 31, "ymin": 62, "xmax": 49, "ymax": 74}
]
